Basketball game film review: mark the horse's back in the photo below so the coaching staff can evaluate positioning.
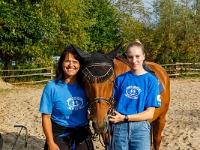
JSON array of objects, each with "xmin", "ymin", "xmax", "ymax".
[
  {"xmin": 145, "ymin": 61, "xmax": 170, "ymax": 89},
  {"xmin": 145, "ymin": 61, "xmax": 170, "ymax": 122}
]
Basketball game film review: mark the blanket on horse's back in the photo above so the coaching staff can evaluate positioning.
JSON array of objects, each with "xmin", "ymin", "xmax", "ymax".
[{"xmin": 115, "ymin": 54, "xmax": 164, "ymax": 94}]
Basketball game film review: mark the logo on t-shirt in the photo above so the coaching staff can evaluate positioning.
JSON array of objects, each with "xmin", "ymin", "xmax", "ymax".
[
  {"xmin": 125, "ymin": 86, "xmax": 141, "ymax": 99},
  {"xmin": 157, "ymin": 95, "xmax": 161, "ymax": 106},
  {"xmin": 67, "ymin": 97, "xmax": 84, "ymax": 110}
]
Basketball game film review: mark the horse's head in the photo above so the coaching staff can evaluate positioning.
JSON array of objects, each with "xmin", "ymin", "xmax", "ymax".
[{"xmin": 73, "ymin": 41, "xmax": 123, "ymax": 133}]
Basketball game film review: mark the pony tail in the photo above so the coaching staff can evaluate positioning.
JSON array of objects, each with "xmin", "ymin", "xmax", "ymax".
[
  {"xmin": 135, "ymin": 39, "xmax": 142, "ymax": 45},
  {"xmin": 126, "ymin": 39, "xmax": 144, "ymax": 53}
]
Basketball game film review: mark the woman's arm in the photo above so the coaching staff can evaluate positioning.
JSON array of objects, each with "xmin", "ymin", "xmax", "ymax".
[
  {"xmin": 109, "ymin": 107, "xmax": 155, "ymax": 124},
  {"xmin": 42, "ymin": 114, "xmax": 60, "ymax": 150},
  {"xmin": 126, "ymin": 107, "xmax": 155, "ymax": 121}
]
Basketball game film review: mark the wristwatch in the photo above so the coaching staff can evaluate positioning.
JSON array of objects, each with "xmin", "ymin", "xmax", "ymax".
[{"xmin": 124, "ymin": 115, "xmax": 129, "ymax": 122}]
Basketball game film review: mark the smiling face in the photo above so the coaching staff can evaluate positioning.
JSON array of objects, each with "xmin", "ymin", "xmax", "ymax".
[
  {"xmin": 62, "ymin": 52, "xmax": 80, "ymax": 83},
  {"xmin": 126, "ymin": 45, "xmax": 145, "ymax": 74}
]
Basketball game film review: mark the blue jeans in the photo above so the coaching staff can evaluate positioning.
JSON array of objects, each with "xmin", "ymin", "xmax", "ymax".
[{"xmin": 112, "ymin": 121, "xmax": 150, "ymax": 150}]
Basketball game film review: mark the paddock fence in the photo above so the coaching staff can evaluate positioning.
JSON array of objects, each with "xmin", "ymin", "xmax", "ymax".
[
  {"xmin": 0, "ymin": 66, "xmax": 54, "ymax": 84},
  {"xmin": 0, "ymin": 62, "xmax": 200, "ymax": 84},
  {"xmin": 162, "ymin": 62, "xmax": 200, "ymax": 77}
]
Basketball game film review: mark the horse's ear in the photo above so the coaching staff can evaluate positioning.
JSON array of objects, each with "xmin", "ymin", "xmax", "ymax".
[
  {"xmin": 106, "ymin": 40, "xmax": 124, "ymax": 60},
  {"xmin": 71, "ymin": 44, "xmax": 91, "ymax": 61}
]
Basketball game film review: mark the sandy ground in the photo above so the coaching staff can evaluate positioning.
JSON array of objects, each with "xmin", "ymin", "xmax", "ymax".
[{"xmin": 0, "ymin": 78, "xmax": 200, "ymax": 150}]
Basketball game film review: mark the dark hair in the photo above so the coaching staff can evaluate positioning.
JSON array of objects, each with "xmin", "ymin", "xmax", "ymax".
[
  {"xmin": 55, "ymin": 45, "xmax": 84, "ymax": 86},
  {"xmin": 126, "ymin": 39, "xmax": 144, "ymax": 54}
]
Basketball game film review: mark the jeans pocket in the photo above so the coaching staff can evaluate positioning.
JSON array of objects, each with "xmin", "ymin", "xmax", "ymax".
[
  {"xmin": 114, "ymin": 122, "xmax": 122, "ymax": 134},
  {"xmin": 114, "ymin": 122, "xmax": 127, "ymax": 134},
  {"xmin": 142, "ymin": 120, "xmax": 151, "ymax": 131}
]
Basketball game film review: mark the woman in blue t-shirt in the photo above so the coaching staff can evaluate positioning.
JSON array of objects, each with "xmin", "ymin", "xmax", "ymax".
[
  {"xmin": 39, "ymin": 46, "xmax": 93, "ymax": 150},
  {"xmin": 109, "ymin": 40, "xmax": 161, "ymax": 150}
]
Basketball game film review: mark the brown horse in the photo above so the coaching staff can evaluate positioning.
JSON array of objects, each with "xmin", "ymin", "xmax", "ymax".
[{"xmin": 73, "ymin": 42, "xmax": 170, "ymax": 150}]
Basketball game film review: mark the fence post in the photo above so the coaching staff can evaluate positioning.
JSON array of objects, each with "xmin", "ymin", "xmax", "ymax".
[
  {"xmin": 175, "ymin": 62, "xmax": 177, "ymax": 73},
  {"xmin": 51, "ymin": 65, "xmax": 54, "ymax": 80}
]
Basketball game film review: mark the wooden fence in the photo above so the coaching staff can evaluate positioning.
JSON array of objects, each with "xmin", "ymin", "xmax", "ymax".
[
  {"xmin": 0, "ymin": 62, "xmax": 200, "ymax": 84},
  {"xmin": 162, "ymin": 62, "xmax": 200, "ymax": 77},
  {"xmin": 0, "ymin": 66, "xmax": 54, "ymax": 84}
]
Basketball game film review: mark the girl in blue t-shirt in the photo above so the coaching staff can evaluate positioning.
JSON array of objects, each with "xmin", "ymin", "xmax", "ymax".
[
  {"xmin": 109, "ymin": 40, "xmax": 161, "ymax": 150},
  {"xmin": 39, "ymin": 46, "xmax": 93, "ymax": 150}
]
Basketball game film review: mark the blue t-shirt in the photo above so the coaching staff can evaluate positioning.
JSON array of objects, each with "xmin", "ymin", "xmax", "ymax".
[
  {"xmin": 114, "ymin": 71, "xmax": 161, "ymax": 115},
  {"xmin": 39, "ymin": 79, "xmax": 88, "ymax": 127}
]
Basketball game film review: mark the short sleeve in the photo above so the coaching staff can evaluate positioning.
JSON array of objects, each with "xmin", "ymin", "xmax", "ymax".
[
  {"xmin": 145, "ymin": 76, "xmax": 161, "ymax": 109},
  {"xmin": 39, "ymin": 83, "xmax": 54, "ymax": 114}
]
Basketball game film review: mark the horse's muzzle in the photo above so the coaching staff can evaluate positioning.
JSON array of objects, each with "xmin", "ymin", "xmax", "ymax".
[{"xmin": 92, "ymin": 120, "xmax": 108, "ymax": 134}]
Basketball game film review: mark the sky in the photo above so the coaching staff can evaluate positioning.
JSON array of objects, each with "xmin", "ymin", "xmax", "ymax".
[
  {"xmin": 141, "ymin": 0, "xmax": 155, "ymax": 12},
  {"xmin": 142, "ymin": 0, "xmax": 154, "ymax": 7}
]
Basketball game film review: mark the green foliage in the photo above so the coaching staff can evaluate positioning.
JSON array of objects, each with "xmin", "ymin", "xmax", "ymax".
[
  {"xmin": 53, "ymin": 0, "xmax": 92, "ymax": 54},
  {"xmin": 0, "ymin": 0, "xmax": 61, "ymax": 71},
  {"xmin": 113, "ymin": 0, "xmax": 154, "ymax": 53},
  {"xmin": 83, "ymin": 0, "xmax": 121, "ymax": 52},
  {"xmin": 1, "ymin": 0, "xmax": 200, "ymax": 81},
  {"xmin": 147, "ymin": 0, "xmax": 200, "ymax": 63}
]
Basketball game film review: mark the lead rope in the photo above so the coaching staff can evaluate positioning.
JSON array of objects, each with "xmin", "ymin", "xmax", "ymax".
[
  {"xmin": 106, "ymin": 78, "xmax": 116, "ymax": 150},
  {"xmin": 106, "ymin": 71, "xmax": 117, "ymax": 150},
  {"xmin": 106, "ymin": 122, "xmax": 112, "ymax": 150}
]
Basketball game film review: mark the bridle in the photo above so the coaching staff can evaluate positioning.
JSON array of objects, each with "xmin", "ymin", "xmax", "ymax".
[
  {"xmin": 82, "ymin": 62, "xmax": 116, "ymax": 115},
  {"xmin": 82, "ymin": 62, "xmax": 116, "ymax": 149}
]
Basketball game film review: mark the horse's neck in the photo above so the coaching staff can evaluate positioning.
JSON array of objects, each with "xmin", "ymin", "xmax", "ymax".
[
  {"xmin": 115, "ymin": 54, "xmax": 129, "ymax": 66},
  {"xmin": 113, "ymin": 57, "xmax": 130, "ymax": 77}
]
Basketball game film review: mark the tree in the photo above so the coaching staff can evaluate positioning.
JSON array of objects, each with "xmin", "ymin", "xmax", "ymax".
[
  {"xmin": 151, "ymin": 0, "xmax": 200, "ymax": 63},
  {"xmin": 0, "ymin": 0, "xmax": 60, "ymax": 72},
  {"xmin": 113, "ymin": 0, "xmax": 159, "ymax": 57},
  {"xmin": 51, "ymin": 0, "xmax": 92, "ymax": 54},
  {"xmin": 83, "ymin": 0, "xmax": 122, "ymax": 52}
]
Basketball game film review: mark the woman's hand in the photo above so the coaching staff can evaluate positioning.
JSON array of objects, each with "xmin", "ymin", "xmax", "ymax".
[
  {"xmin": 48, "ymin": 142, "xmax": 60, "ymax": 150},
  {"xmin": 109, "ymin": 111, "xmax": 124, "ymax": 124}
]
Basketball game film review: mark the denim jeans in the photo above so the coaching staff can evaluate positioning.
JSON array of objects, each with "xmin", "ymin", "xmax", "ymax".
[{"xmin": 112, "ymin": 121, "xmax": 150, "ymax": 150}]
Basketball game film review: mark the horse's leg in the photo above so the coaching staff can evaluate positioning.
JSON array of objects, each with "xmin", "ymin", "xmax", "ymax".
[
  {"xmin": 152, "ymin": 114, "xmax": 167, "ymax": 150},
  {"xmin": 150, "ymin": 123, "xmax": 153, "ymax": 149}
]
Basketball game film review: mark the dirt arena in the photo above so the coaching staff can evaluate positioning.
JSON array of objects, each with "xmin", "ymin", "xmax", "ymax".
[{"xmin": 0, "ymin": 78, "xmax": 200, "ymax": 150}]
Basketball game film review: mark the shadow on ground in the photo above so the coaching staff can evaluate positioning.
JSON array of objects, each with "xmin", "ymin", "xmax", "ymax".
[{"xmin": 0, "ymin": 132, "xmax": 45, "ymax": 150}]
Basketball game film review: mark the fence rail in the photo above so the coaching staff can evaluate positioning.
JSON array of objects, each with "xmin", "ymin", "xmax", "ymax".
[
  {"xmin": 0, "ymin": 66, "xmax": 54, "ymax": 84},
  {"xmin": 0, "ymin": 62, "xmax": 199, "ymax": 84},
  {"xmin": 161, "ymin": 62, "xmax": 200, "ymax": 77}
]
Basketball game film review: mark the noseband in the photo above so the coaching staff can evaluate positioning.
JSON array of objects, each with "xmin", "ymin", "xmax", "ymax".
[{"xmin": 82, "ymin": 62, "xmax": 116, "ymax": 114}]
